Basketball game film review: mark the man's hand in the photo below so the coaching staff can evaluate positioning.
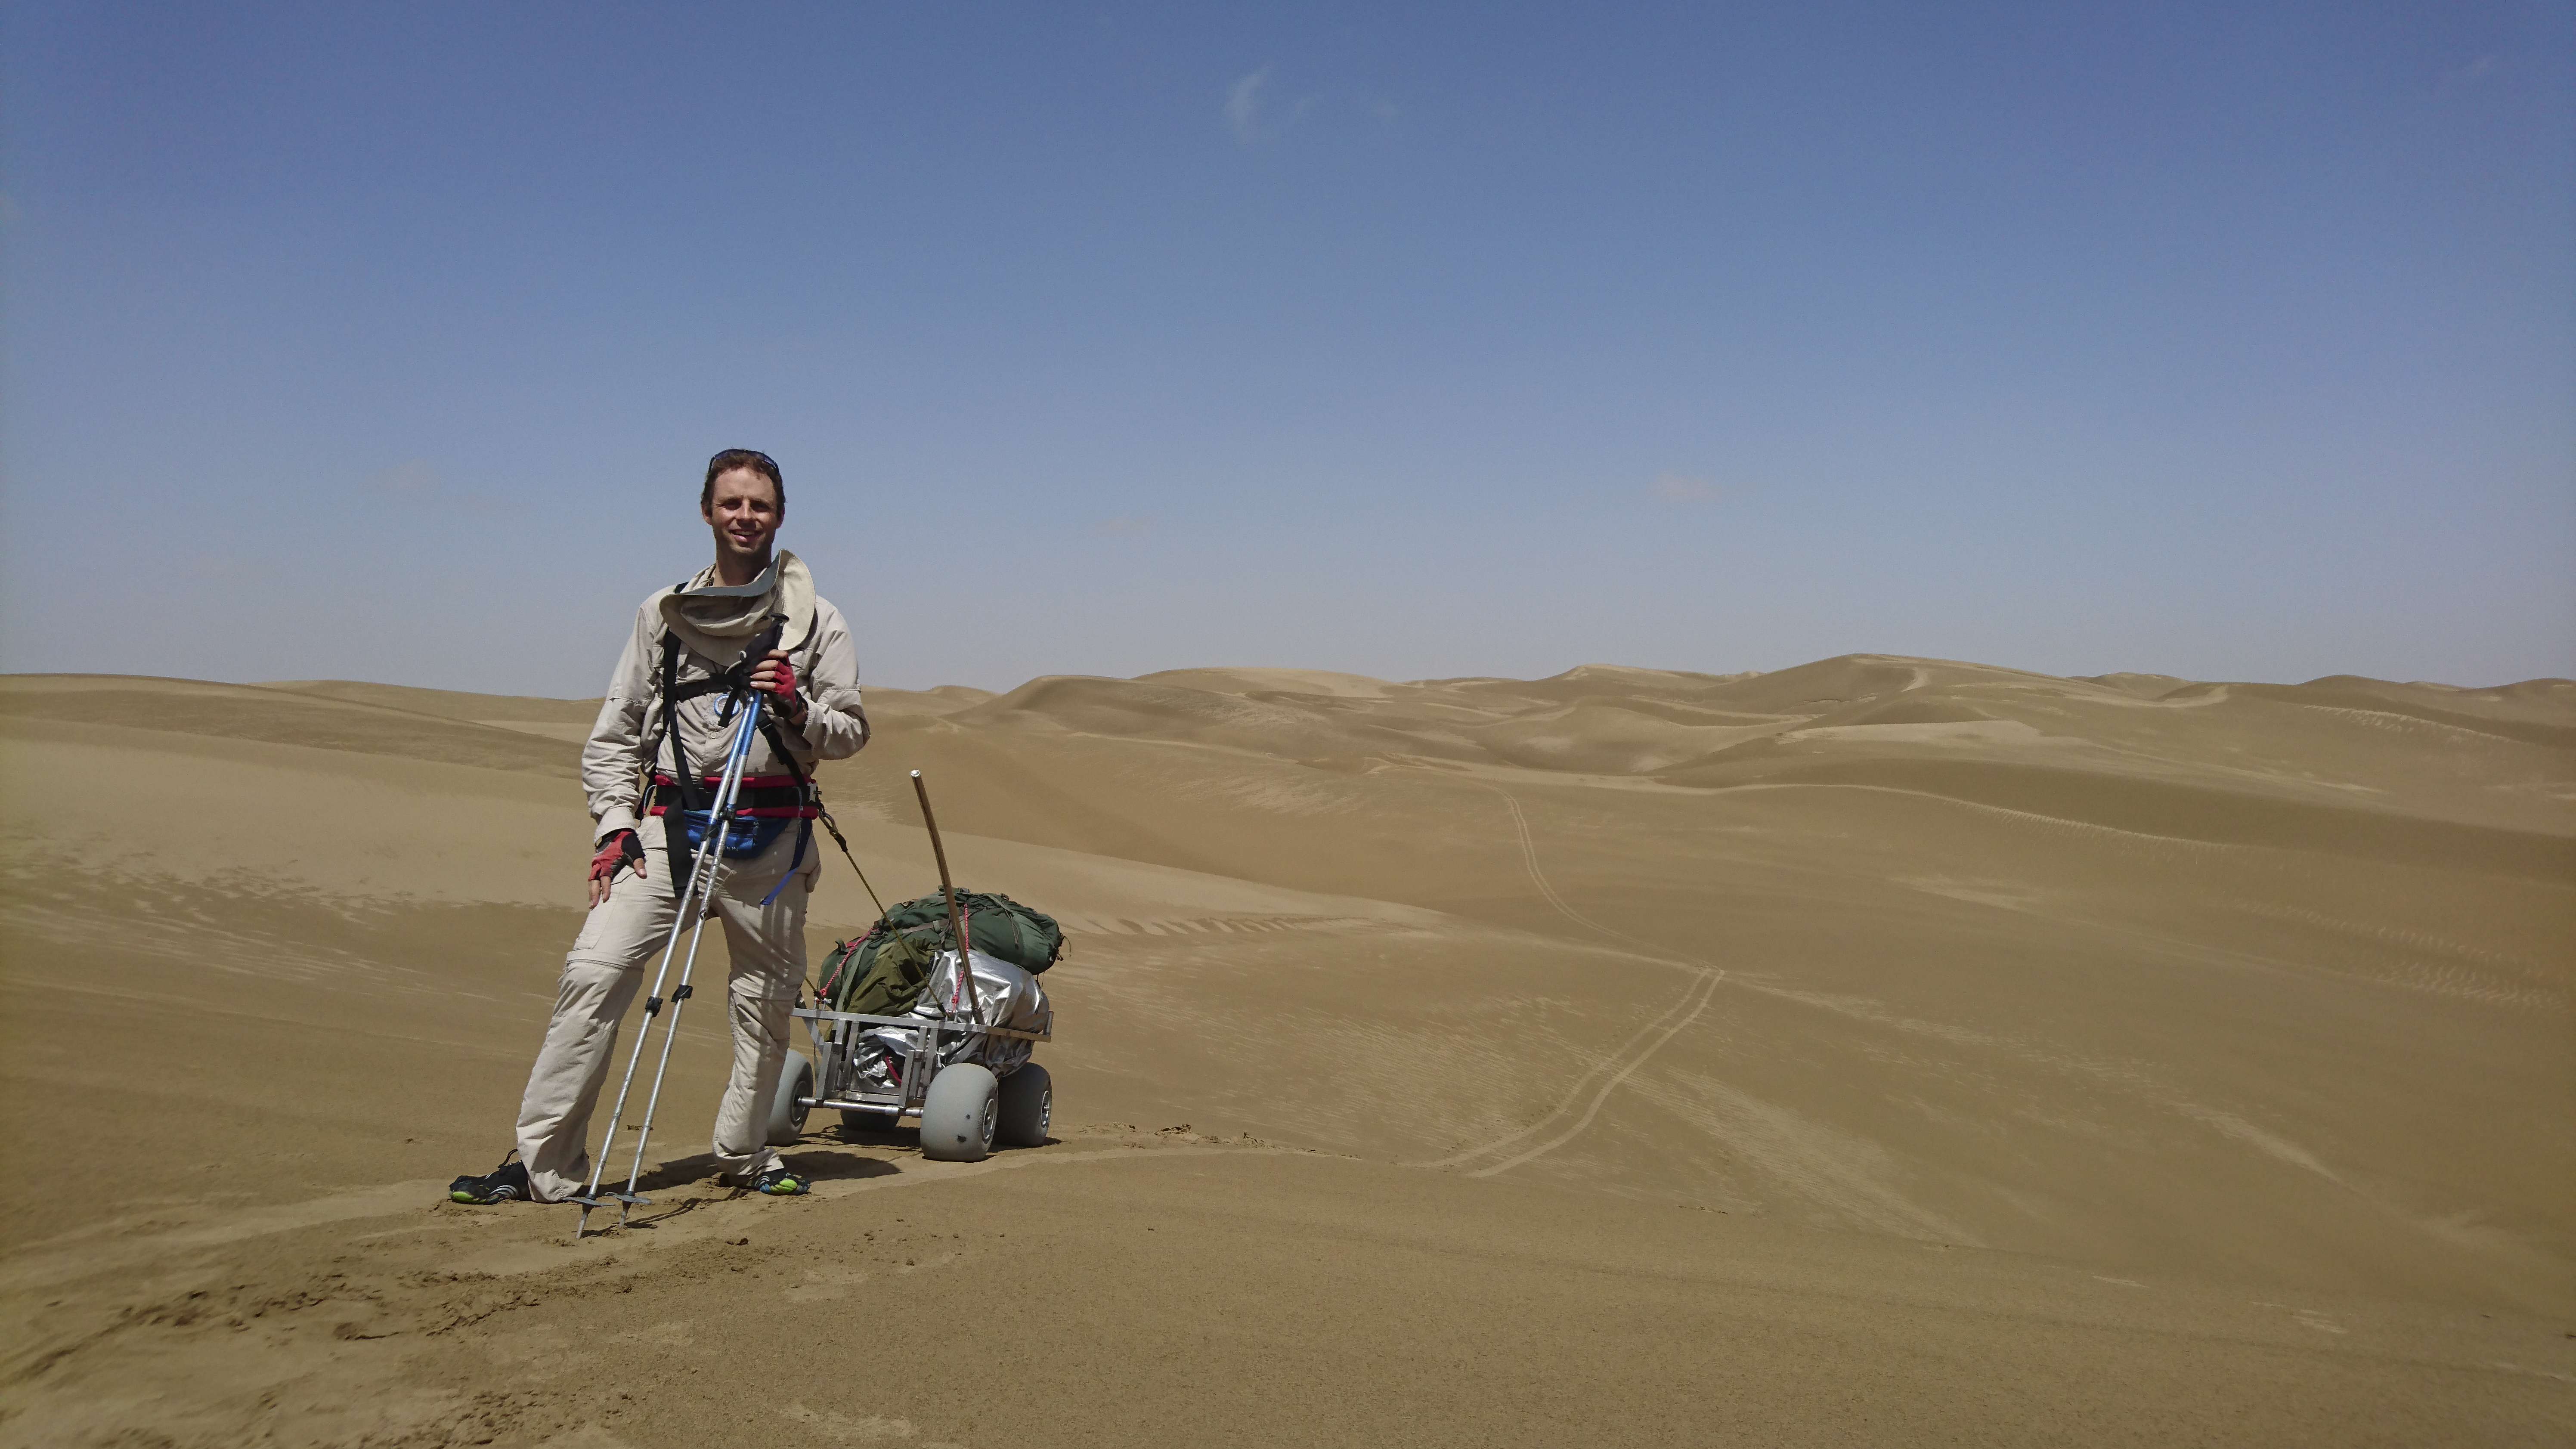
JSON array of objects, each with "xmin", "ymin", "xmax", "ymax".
[
  {"xmin": 587, "ymin": 830, "xmax": 645, "ymax": 907},
  {"xmin": 746, "ymin": 649, "xmax": 809, "ymax": 726}
]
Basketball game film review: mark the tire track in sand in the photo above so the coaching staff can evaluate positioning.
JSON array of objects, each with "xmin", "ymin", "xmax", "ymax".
[{"xmin": 1416, "ymin": 785, "xmax": 1723, "ymax": 1176}]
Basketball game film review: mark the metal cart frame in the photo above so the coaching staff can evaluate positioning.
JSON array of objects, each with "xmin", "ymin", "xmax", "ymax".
[{"xmin": 789, "ymin": 1000, "xmax": 1050, "ymax": 1126}]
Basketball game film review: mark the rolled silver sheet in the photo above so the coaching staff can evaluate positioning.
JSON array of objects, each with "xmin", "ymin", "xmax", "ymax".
[{"xmin": 848, "ymin": 947, "xmax": 1050, "ymax": 1093}]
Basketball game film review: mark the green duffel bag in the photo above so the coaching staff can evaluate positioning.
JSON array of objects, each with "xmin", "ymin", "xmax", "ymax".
[{"xmin": 819, "ymin": 889, "xmax": 1064, "ymax": 1016}]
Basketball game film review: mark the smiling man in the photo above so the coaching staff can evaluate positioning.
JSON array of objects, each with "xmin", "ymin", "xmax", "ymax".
[{"xmin": 449, "ymin": 448, "xmax": 870, "ymax": 1205}]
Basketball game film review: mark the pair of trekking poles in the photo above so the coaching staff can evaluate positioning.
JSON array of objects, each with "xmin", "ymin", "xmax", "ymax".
[{"xmin": 569, "ymin": 620, "xmax": 980, "ymax": 1241}]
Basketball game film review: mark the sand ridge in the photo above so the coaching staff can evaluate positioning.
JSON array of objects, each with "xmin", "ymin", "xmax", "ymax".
[{"xmin": 2, "ymin": 656, "xmax": 2570, "ymax": 1445}]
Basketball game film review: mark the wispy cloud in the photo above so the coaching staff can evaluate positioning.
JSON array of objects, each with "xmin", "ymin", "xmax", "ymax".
[
  {"xmin": 1226, "ymin": 68, "xmax": 1269, "ymax": 143},
  {"xmin": 2437, "ymin": 54, "xmax": 2500, "ymax": 91},
  {"xmin": 1650, "ymin": 472, "xmax": 1718, "ymax": 503},
  {"xmin": 1225, "ymin": 66, "xmax": 1317, "ymax": 145}
]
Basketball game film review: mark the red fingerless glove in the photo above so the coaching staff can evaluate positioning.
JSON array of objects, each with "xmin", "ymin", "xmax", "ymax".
[
  {"xmin": 769, "ymin": 661, "xmax": 807, "ymax": 722},
  {"xmin": 589, "ymin": 830, "xmax": 642, "ymax": 884}
]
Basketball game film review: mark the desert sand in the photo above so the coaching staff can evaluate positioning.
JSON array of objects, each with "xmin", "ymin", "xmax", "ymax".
[{"xmin": 2, "ymin": 655, "xmax": 2570, "ymax": 1445}]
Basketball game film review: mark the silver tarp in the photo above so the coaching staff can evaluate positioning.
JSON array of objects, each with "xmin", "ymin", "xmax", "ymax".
[{"xmin": 848, "ymin": 948, "xmax": 1051, "ymax": 1093}]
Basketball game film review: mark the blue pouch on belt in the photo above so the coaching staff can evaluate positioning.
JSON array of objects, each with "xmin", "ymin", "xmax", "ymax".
[
  {"xmin": 675, "ymin": 809, "xmax": 792, "ymax": 860},
  {"xmin": 652, "ymin": 772, "xmax": 810, "ymax": 860}
]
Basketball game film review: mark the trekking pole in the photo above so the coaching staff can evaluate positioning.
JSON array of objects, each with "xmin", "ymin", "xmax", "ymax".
[
  {"xmin": 570, "ymin": 621, "xmax": 780, "ymax": 1239},
  {"xmin": 910, "ymin": 771, "xmax": 983, "ymax": 1028},
  {"xmin": 569, "ymin": 692, "xmax": 761, "ymax": 1237},
  {"xmin": 609, "ymin": 697, "xmax": 763, "ymax": 1219}
]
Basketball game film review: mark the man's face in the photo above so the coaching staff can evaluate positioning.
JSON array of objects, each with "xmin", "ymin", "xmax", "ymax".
[{"xmin": 704, "ymin": 468, "xmax": 783, "ymax": 564}]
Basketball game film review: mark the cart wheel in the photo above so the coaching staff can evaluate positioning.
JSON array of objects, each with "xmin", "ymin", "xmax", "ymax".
[
  {"xmin": 919, "ymin": 1063, "xmax": 998, "ymax": 1162},
  {"xmin": 765, "ymin": 1050, "xmax": 814, "ymax": 1147},
  {"xmin": 995, "ymin": 1062, "xmax": 1052, "ymax": 1149}
]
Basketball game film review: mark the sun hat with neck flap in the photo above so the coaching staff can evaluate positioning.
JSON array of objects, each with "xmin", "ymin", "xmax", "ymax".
[{"xmin": 657, "ymin": 551, "xmax": 817, "ymax": 663}]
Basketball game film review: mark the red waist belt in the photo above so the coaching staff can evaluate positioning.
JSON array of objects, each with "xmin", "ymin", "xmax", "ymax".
[{"xmin": 646, "ymin": 773, "xmax": 820, "ymax": 819}]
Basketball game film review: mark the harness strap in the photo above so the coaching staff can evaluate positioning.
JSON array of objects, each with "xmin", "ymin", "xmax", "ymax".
[
  {"xmin": 629, "ymin": 607, "xmax": 882, "ymax": 921},
  {"xmin": 652, "ymin": 629, "xmax": 701, "ymax": 889},
  {"xmin": 647, "ymin": 774, "xmax": 818, "ymax": 818},
  {"xmin": 753, "ymin": 714, "xmax": 818, "ymax": 906}
]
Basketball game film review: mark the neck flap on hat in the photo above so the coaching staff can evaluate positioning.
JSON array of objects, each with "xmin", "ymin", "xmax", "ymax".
[{"xmin": 659, "ymin": 550, "xmax": 815, "ymax": 661}]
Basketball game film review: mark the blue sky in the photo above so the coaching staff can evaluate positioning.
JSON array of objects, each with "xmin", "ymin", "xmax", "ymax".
[{"xmin": 4, "ymin": 2, "xmax": 2569, "ymax": 692}]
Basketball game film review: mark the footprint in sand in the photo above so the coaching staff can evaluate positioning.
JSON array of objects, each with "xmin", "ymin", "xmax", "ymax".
[
  {"xmin": 2253, "ymin": 1301, "xmax": 2349, "ymax": 1335},
  {"xmin": 779, "ymin": 1401, "xmax": 969, "ymax": 1445},
  {"xmin": 786, "ymin": 1263, "xmax": 880, "ymax": 1303}
]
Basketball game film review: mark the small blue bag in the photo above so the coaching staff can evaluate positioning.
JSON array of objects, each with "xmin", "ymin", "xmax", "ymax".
[{"xmin": 674, "ymin": 809, "xmax": 792, "ymax": 860}]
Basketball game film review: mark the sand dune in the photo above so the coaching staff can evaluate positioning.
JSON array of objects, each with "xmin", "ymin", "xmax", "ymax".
[{"xmin": 3, "ymin": 655, "xmax": 2570, "ymax": 1446}]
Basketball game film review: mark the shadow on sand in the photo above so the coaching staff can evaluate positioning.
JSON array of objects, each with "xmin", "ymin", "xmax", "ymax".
[
  {"xmin": 622, "ymin": 1147, "xmax": 905, "ymax": 1197},
  {"xmin": 830, "ymin": 1119, "xmax": 1060, "ymax": 1154}
]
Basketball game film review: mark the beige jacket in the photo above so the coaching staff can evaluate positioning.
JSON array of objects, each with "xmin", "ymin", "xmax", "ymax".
[{"xmin": 581, "ymin": 582, "xmax": 870, "ymax": 843}]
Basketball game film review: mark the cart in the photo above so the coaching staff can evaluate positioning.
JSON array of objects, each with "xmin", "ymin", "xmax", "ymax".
[{"xmin": 771, "ymin": 951, "xmax": 1053, "ymax": 1163}]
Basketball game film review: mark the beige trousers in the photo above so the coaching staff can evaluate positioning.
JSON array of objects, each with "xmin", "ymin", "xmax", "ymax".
[{"xmin": 515, "ymin": 814, "xmax": 818, "ymax": 1202}]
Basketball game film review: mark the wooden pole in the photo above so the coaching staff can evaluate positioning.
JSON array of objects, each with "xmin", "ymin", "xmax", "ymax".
[{"xmin": 910, "ymin": 770, "xmax": 982, "ymax": 1025}]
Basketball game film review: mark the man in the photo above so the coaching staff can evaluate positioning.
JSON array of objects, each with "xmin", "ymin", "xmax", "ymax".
[{"xmin": 449, "ymin": 449, "xmax": 869, "ymax": 1204}]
